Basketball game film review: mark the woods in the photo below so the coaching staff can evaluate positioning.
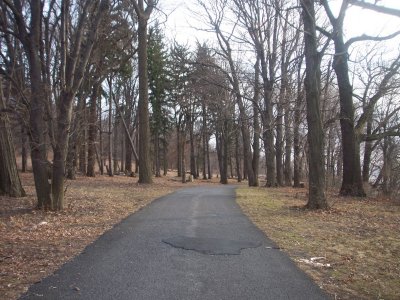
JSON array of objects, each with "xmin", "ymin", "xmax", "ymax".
[{"xmin": 1, "ymin": 0, "xmax": 400, "ymax": 209}]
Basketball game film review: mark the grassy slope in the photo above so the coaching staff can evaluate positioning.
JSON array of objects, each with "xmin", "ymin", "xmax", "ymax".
[{"xmin": 236, "ymin": 186, "xmax": 400, "ymax": 300}]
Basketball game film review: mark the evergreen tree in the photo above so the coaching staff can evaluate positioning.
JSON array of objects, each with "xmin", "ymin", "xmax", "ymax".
[{"xmin": 148, "ymin": 24, "xmax": 171, "ymax": 177}]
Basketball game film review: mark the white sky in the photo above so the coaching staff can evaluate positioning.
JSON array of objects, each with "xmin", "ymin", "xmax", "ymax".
[{"xmin": 157, "ymin": 0, "xmax": 400, "ymax": 48}]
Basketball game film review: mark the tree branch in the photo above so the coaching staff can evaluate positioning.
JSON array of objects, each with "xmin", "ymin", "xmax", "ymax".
[
  {"xmin": 349, "ymin": 0, "xmax": 400, "ymax": 18},
  {"xmin": 345, "ymin": 30, "xmax": 400, "ymax": 49}
]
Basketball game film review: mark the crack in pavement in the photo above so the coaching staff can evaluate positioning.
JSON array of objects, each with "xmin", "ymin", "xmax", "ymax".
[{"xmin": 162, "ymin": 235, "xmax": 262, "ymax": 255}]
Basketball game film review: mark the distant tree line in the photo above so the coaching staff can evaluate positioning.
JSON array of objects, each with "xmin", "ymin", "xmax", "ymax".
[{"xmin": 0, "ymin": 0, "xmax": 400, "ymax": 210}]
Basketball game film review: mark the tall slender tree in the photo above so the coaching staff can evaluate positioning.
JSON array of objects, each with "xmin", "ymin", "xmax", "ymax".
[
  {"xmin": 131, "ymin": 0, "xmax": 155, "ymax": 184},
  {"xmin": 148, "ymin": 23, "xmax": 170, "ymax": 177}
]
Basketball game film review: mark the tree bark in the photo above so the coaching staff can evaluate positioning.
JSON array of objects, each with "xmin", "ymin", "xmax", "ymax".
[
  {"xmin": 134, "ymin": 1, "xmax": 153, "ymax": 184},
  {"xmin": 235, "ymin": 128, "xmax": 242, "ymax": 182},
  {"xmin": 284, "ymin": 104, "xmax": 292, "ymax": 186},
  {"xmin": 302, "ymin": 0, "xmax": 328, "ymax": 209},
  {"xmin": 177, "ymin": 124, "xmax": 181, "ymax": 177},
  {"xmin": 333, "ymin": 36, "xmax": 366, "ymax": 197},
  {"xmin": 293, "ymin": 57, "xmax": 303, "ymax": 188},
  {"xmin": 0, "ymin": 79, "xmax": 26, "ymax": 197},
  {"xmin": 51, "ymin": 91, "xmax": 74, "ymax": 210},
  {"xmin": 202, "ymin": 101, "xmax": 208, "ymax": 180},
  {"xmin": 76, "ymin": 94, "xmax": 87, "ymax": 175},
  {"xmin": 189, "ymin": 114, "xmax": 197, "ymax": 178},
  {"xmin": 65, "ymin": 116, "xmax": 77, "ymax": 180},
  {"xmin": 25, "ymin": 1, "xmax": 52, "ymax": 209},
  {"xmin": 320, "ymin": 1, "xmax": 366, "ymax": 197},
  {"xmin": 87, "ymin": 82, "xmax": 101, "ymax": 177},
  {"xmin": 252, "ymin": 59, "xmax": 260, "ymax": 187},
  {"xmin": 276, "ymin": 101, "xmax": 284, "ymax": 186},
  {"xmin": 260, "ymin": 58, "xmax": 276, "ymax": 187},
  {"xmin": 21, "ymin": 125, "xmax": 27, "ymax": 173},
  {"xmin": 362, "ymin": 119, "xmax": 373, "ymax": 182},
  {"xmin": 206, "ymin": 133, "xmax": 211, "ymax": 179},
  {"xmin": 181, "ymin": 129, "xmax": 186, "ymax": 183}
]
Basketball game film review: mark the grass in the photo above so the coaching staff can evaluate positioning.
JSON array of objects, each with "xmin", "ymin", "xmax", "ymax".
[{"xmin": 236, "ymin": 186, "xmax": 400, "ymax": 299}]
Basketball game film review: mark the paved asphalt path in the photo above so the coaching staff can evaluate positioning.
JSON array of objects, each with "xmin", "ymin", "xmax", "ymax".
[{"xmin": 22, "ymin": 186, "xmax": 328, "ymax": 300}]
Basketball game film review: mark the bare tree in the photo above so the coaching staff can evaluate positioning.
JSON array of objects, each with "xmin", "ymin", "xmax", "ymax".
[
  {"xmin": 197, "ymin": 0, "xmax": 258, "ymax": 186},
  {"xmin": 319, "ymin": 0, "xmax": 400, "ymax": 197},
  {"xmin": 232, "ymin": 0, "xmax": 278, "ymax": 187},
  {"xmin": 131, "ymin": 0, "xmax": 156, "ymax": 184},
  {"xmin": 2, "ymin": 1, "xmax": 109, "ymax": 209},
  {"xmin": 301, "ymin": 0, "xmax": 328, "ymax": 209}
]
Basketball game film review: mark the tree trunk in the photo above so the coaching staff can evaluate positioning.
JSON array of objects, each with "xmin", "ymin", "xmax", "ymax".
[
  {"xmin": 237, "ymin": 98, "xmax": 256, "ymax": 186},
  {"xmin": 78, "ymin": 100, "xmax": 87, "ymax": 175},
  {"xmin": 181, "ymin": 130, "xmax": 186, "ymax": 183},
  {"xmin": 66, "ymin": 99, "xmax": 83, "ymax": 180},
  {"xmin": 221, "ymin": 129, "xmax": 229, "ymax": 184},
  {"xmin": 24, "ymin": 2, "xmax": 52, "ymax": 208},
  {"xmin": 121, "ymin": 128, "xmax": 125, "ymax": 174},
  {"xmin": 0, "ymin": 81, "xmax": 26, "ymax": 197},
  {"xmin": 108, "ymin": 92, "xmax": 113, "ymax": 177},
  {"xmin": 331, "ymin": 25, "xmax": 366, "ymax": 197},
  {"xmin": 284, "ymin": 104, "xmax": 292, "ymax": 186},
  {"xmin": 163, "ymin": 138, "xmax": 168, "ymax": 176},
  {"xmin": 362, "ymin": 118, "xmax": 373, "ymax": 182},
  {"xmin": 176, "ymin": 124, "xmax": 181, "ymax": 177},
  {"xmin": 206, "ymin": 134, "xmax": 211, "ymax": 179},
  {"xmin": 302, "ymin": 0, "xmax": 328, "ymax": 209},
  {"xmin": 189, "ymin": 115, "xmax": 197, "ymax": 179},
  {"xmin": 252, "ymin": 59, "xmax": 260, "ymax": 186},
  {"xmin": 124, "ymin": 98, "xmax": 133, "ymax": 175},
  {"xmin": 125, "ymin": 135, "xmax": 132, "ymax": 175},
  {"xmin": 113, "ymin": 114, "xmax": 119, "ymax": 175},
  {"xmin": 382, "ymin": 135, "xmax": 391, "ymax": 195},
  {"xmin": 155, "ymin": 133, "xmax": 161, "ymax": 177},
  {"xmin": 293, "ymin": 57, "xmax": 303, "ymax": 188},
  {"xmin": 51, "ymin": 91, "xmax": 75, "ymax": 210},
  {"xmin": 65, "ymin": 125, "xmax": 77, "ymax": 180},
  {"xmin": 235, "ymin": 129, "xmax": 242, "ymax": 182},
  {"xmin": 137, "ymin": 16, "xmax": 152, "ymax": 184},
  {"xmin": 219, "ymin": 34, "xmax": 256, "ymax": 186},
  {"xmin": 259, "ymin": 57, "xmax": 276, "ymax": 187},
  {"xmin": 202, "ymin": 101, "xmax": 208, "ymax": 180},
  {"xmin": 216, "ymin": 132, "xmax": 223, "ymax": 181},
  {"xmin": 276, "ymin": 52, "xmax": 288, "ymax": 186},
  {"xmin": 202, "ymin": 134, "xmax": 207, "ymax": 180},
  {"xmin": 21, "ymin": 126, "xmax": 27, "ymax": 173},
  {"xmin": 87, "ymin": 83, "xmax": 100, "ymax": 177},
  {"xmin": 276, "ymin": 102, "xmax": 284, "ymax": 186}
]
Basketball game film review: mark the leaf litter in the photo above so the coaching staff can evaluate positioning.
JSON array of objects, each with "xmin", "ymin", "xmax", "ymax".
[{"xmin": 0, "ymin": 172, "xmax": 219, "ymax": 300}]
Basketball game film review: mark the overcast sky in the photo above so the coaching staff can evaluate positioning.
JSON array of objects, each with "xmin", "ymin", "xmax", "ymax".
[{"xmin": 157, "ymin": 0, "xmax": 400, "ymax": 49}]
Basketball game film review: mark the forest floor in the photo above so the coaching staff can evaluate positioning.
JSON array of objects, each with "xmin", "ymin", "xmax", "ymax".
[
  {"xmin": 237, "ymin": 186, "xmax": 400, "ymax": 300},
  {"xmin": 1, "ymin": 174, "xmax": 399, "ymax": 300},
  {"xmin": 0, "ymin": 172, "xmax": 224, "ymax": 300}
]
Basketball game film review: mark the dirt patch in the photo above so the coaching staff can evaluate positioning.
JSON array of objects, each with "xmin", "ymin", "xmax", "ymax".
[
  {"xmin": 236, "ymin": 186, "xmax": 400, "ymax": 299},
  {"xmin": 0, "ymin": 172, "xmax": 222, "ymax": 300}
]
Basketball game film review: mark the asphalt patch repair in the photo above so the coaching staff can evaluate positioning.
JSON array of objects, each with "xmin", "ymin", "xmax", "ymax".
[{"xmin": 162, "ymin": 236, "xmax": 262, "ymax": 255}]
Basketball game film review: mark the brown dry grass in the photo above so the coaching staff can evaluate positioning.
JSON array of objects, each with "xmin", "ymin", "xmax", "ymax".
[
  {"xmin": 236, "ymin": 186, "xmax": 400, "ymax": 300},
  {"xmin": 0, "ymin": 172, "xmax": 221, "ymax": 300}
]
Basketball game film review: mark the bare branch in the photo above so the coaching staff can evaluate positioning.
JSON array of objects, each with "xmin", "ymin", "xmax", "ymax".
[
  {"xmin": 346, "ymin": 30, "xmax": 400, "ymax": 49},
  {"xmin": 349, "ymin": 0, "xmax": 400, "ymax": 18}
]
